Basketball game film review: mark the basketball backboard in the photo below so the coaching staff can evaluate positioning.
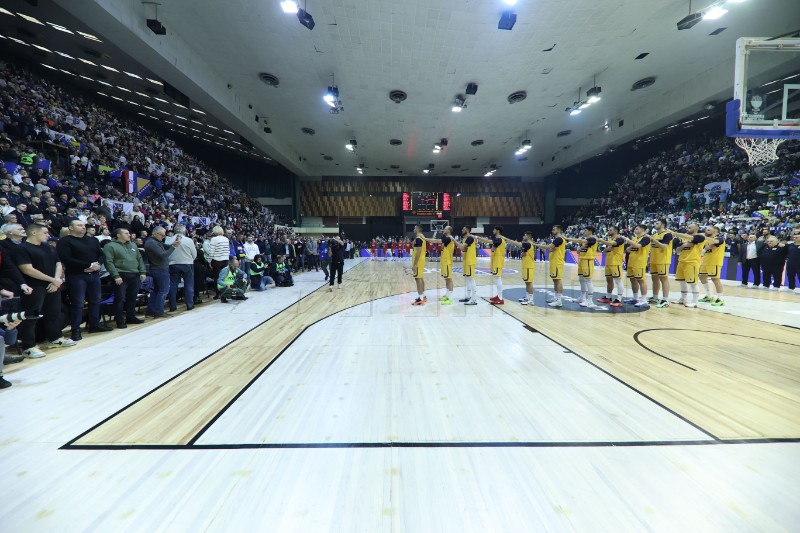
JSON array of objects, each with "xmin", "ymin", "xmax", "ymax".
[{"xmin": 726, "ymin": 37, "xmax": 800, "ymax": 139}]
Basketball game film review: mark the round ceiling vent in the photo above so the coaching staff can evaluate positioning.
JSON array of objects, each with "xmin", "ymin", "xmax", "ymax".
[
  {"xmin": 301, "ymin": 127, "xmax": 315, "ymax": 135},
  {"xmin": 631, "ymin": 77, "xmax": 656, "ymax": 91},
  {"xmin": 507, "ymin": 91, "xmax": 527, "ymax": 104},
  {"xmin": 471, "ymin": 139, "xmax": 484, "ymax": 146},
  {"xmin": 389, "ymin": 139, "xmax": 402, "ymax": 146},
  {"xmin": 557, "ymin": 130, "xmax": 572, "ymax": 137},
  {"xmin": 258, "ymin": 72, "xmax": 280, "ymax": 87},
  {"xmin": 389, "ymin": 90, "xmax": 407, "ymax": 103}
]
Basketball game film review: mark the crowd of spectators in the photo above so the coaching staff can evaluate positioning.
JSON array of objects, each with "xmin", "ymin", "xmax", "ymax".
[
  {"xmin": 0, "ymin": 60, "xmax": 321, "ymax": 388},
  {"xmin": 563, "ymin": 136, "xmax": 800, "ymax": 243}
]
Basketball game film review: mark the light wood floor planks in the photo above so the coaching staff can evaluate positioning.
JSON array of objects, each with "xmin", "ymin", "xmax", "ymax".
[{"xmin": 68, "ymin": 258, "xmax": 800, "ymax": 446}]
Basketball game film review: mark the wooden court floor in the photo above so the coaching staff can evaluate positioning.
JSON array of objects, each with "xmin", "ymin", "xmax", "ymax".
[{"xmin": 56, "ymin": 258, "xmax": 800, "ymax": 448}]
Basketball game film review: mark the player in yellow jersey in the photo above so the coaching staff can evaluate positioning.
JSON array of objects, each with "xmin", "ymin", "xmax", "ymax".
[
  {"xmin": 426, "ymin": 226, "xmax": 456, "ymax": 305},
  {"xmin": 621, "ymin": 224, "xmax": 652, "ymax": 307},
  {"xmin": 410, "ymin": 225, "xmax": 428, "ymax": 306},
  {"xmin": 532, "ymin": 225, "xmax": 566, "ymax": 307},
  {"xmin": 671, "ymin": 223, "xmax": 707, "ymax": 308},
  {"xmin": 648, "ymin": 219, "xmax": 674, "ymax": 308},
  {"xmin": 596, "ymin": 226, "xmax": 626, "ymax": 307},
  {"xmin": 699, "ymin": 225, "xmax": 726, "ymax": 306},
  {"xmin": 503, "ymin": 231, "xmax": 535, "ymax": 305},
  {"xmin": 475, "ymin": 225, "xmax": 506, "ymax": 305},
  {"xmin": 566, "ymin": 226, "xmax": 599, "ymax": 308},
  {"xmin": 454, "ymin": 225, "xmax": 478, "ymax": 305}
]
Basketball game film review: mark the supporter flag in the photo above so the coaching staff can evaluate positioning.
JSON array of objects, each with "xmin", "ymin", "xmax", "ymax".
[
  {"xmin": 790, "ymin": 172, "xmax": 800, "ymax": 187},
  {"xmin": 35, "ymin": 159, "xmax": 51, "ymax": 173},
  {"xmin": 136, "ymin": 177, "xmax": 151, "ymax": 200},
  {"xmin": 751, "ymin": 210, "xmax": 770, "ymax": 218},
  {"xmin": 97, "ymin": 165, "xmax": 113, "ymax": 175},
  {"xmin": 123, "ymin": 170, "xmax": 136, "ymax": 194},
  {"xmin": 703, "ymin": 180, "xmax": 732, "ymax": 194}
]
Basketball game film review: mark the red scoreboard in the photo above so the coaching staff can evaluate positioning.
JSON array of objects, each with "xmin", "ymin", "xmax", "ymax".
[{"xmin": 402, "ymin": 192, "xmax": 451, "ymax": 217}]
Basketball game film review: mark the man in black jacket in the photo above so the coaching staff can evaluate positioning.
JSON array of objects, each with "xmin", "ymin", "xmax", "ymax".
[
  {"xmin": 786, "ymin": 232, "xmax": 800, "ymax": 293},
  {"xmin": 56, "ymin": 219, "xmax": 113, "ymax": 341},
  {"xmin": 0, "ymin": 224, "xmax": 33, "ymax": 297},
  {"xmin": 738, "ymin": 234, "xmax": 764, "ymax": 288},
  {"xmin": 759, "ymin": 235, "xmax": 788, "ymax": 290}
]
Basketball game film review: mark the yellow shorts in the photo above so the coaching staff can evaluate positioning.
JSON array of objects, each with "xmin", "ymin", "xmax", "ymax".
[
  {"xmin": 490, "ymin": 263, "xmax": 504, "ymax": 276},
  {"xmin": 604, "ymin": 264, "xmax": 622, "ymax": 278},
  {"xmin": 463, "ymin": 264, "xmax": 475, "ymax": 278},
  {"xmin": 675, "ymin": 262, "xmax": 699, "ymax": 283},
  {"xmin": 578, "ymin": 259, "xmax": 594, "ymax": 278},
  {"xmin": 412, "ymin": 265, "xmax": 425, "ymax": 279},
  {"xmin": 549, "ymin": 262, "xmax": 563, "ymax": 280},
  {"xmin": 700, "ymin": 264, "xmax": 721, "ymax": 279},
  {"xmin": 650, "ymin": 263, "xmax": 669, "ymax": 276},
  {"xmin": 441, "ymin": 263, "xmax": 452, "ymax": 279},
  {"xmin": 522, "ymin": 267, "xmax": 534, "ymax": 283},
  {"xmin": 626, "ymin": 265, "xmax": 645, "ymax": 280}
]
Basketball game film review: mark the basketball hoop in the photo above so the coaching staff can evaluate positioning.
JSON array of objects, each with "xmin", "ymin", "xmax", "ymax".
[
  {"xmin": 430, "ymin": 220, "xmax": 447, "ymax": 236},
  {"xmin": 734, "ymin": 137, "xmax": 785, "ymax": 167}
]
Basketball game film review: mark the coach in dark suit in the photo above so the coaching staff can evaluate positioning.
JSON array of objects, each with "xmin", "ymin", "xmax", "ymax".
[
  {"xmin": 759, "ymin": 236, "xmax": 788, "ymax": 289},
  {"xmin": 738, "ymin": 234, "xmax": 764, "ymax": 287}
]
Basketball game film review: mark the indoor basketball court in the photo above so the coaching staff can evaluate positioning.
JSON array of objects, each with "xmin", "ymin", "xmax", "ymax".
[{"xmin": 1, "ymin": 0, "xmax": 799, "ymax": 531}]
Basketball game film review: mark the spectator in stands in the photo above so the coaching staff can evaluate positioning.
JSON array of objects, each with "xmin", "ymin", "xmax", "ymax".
[
  {"xmin": 15, "ymin": 223, "xmax": 75, "ymax": 358},
  {"xmin": 144, "ymin": 226, "xmax": 179, "ymax": 318},
  {"xmin": 243, "ymin": 235, "xmax": 259, "ymax": 274},
  {"xmin": 103, "ymin": 227, "xmax": 146, "ymax": 329},
  {"xmin": 217, "ymin": 257, "xmax": 247, "ymax": 303},
  {"xmin": 305, "ymin": 237, "xmax": 318, "ymax": 272},
  {"xmin": 167, "ymin": 224, "xmax": 197, "ymax": 312},
  {"xmin": 786, "ymin": 231, "xmax": 800, "ymax": 294},
  {"xmin": 739, "ymin": 234, "xmax": 764, "ymax": 288},
  {"xmin": 56, "ymin": 219, "xmax": 112, "ymax": 341},
  {"xmin": 282, "ymin": 237, "xmax": 296, "ymax": 269},
  {"xmin": 759, "ymin": 236, "xmax": 788, "ymax": 290},
  {"xmin": 205, "ymin": 226, "xmax": 230, "ymax": 299}
]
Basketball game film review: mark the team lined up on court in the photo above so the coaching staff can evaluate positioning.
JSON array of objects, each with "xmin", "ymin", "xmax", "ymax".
[{"xmin": 406, "ymin": 221, "xmax": 731, "ymax": 309}]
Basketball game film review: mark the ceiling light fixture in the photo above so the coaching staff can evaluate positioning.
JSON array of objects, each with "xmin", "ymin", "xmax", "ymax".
[
  {"xmin": 703, "ymin": 4, "xmax": 728, "ymax": 19},
  {"xmin": 323, "ymin": 82, "xmax": 343, "ymax": 113},
  {"xmin": 0, "ymin": 8, "xmax": 14, "ymax": 16},
  {"xmin": 514, "ymin": 139, "xmax": 532, "ymax": 156},
  {"xmin": 47, "ymin": 22, "xmax": 73, "ymax": 34},
  {"xmin": 498, "ymin": 10, "xmax": 517, "ymax": 30},
  {"xmin": 144, "ymin": 2, "xmax": 167, "ymax": 35},
  {"xmin": 55, "ymin": 51, "xmax": 74, "ymax": 59},
  {"xmin": 296, "ymin": 1, "xmax": 315, "ymax": 30},
  {"xmin": 16, "ymin": 13, "xmax": 44, "ymax": 25},
  {"xmin": 345, "ymin": 139, "xmax": 357, "ymax": 152},
  {"xmin": 281, "ymin": 0, "xmax": 299, "ymax": 13},
  {"xmin": 76, "ymin": 30, "xmax": 102, "ymax": 42},
  {"xmin": 452, "ymin": 94, "xmax": 466, "ymax": 113},
  {"xmin": 78, "ymin": 58, "xmax": 97, "ymax": 66}
]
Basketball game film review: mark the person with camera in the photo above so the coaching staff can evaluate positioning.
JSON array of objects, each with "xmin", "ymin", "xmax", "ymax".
[
  {"xmin": 15, "ymin": 223, "xmax": 75, "ymax": 358},
  {"xmin": 56, "ymin": 219, "xmax": 113, "ymax": 342},
  {"xmin": 328, "ymin": 235, "xmax": 345, "ymax": 291},
  {"xmin": 0, "ymin": 303, "xmax": 23, "ymax": 388},
  {"xmin": 0, "ymin": 223, "xmax": 34, "ymax": 298},
  {"xmin": 217, "ymin": 257, "xmax": 248, "ymax": 303},
  {"xmin": 144, "ymin": 226, "xmax": 180, "ymax": 318},
  {"xmin": 166, "ymin": 224, "xmax": 198, "ymax": 312},
  {"xmin": 103, "ymin": 227, "xmax": 147, "ymax": 329},
  {"xmin": 318, "ymin": 238, "xmax": 330, "ymax": 281}
]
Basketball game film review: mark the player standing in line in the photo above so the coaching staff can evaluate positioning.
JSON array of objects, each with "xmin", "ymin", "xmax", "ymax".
[
  {"xmin": 532, "ymin": 225, "xmax": 566, "ymax": 307},
  {"xmin": 370, "ymin": 239, "xmax": 377, "ymax": 260},
  {"xmin": 699, "ymin": 225, "xmax": 726, "ymax": 306},
  {"xmin": 621, "ymin": 224, "xmax": 652, "ymax": 307},
  {"xmin": 411, "ymin": 225, "xmax": 428, "ymax": 306},
  {"xmin": 426, "ymin": 226, "xmax": 456, "ymax": 305},
  {"xmin": 475, "ymin": 225, "xmax": 506, "ymax": 305},
  {"xmin": 454, "ymin": 225, "xmax": 478, "ymax": 305},
  {"xmin": 596, "ymin": 226, "xmax": 626, "ymax": 307},
  {"xmin": 502, "ymin": 231, "xmax": 536, "ymax": 305},
  {"xmin": 671, "ymin": 223, "xmax": 707, "ymax": 308},
  {"xmin": 648, "ymin": 219, "xmax": 673, "ymax": 308},
  {"xmin": 565, "ymin": 226, "xmax": 599, "ymax": 308}
]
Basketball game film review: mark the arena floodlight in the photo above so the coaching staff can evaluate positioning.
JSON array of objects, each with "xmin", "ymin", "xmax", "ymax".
[
  {"xmin": 498, "ymin": 11, "xmax": 517, "ymax": 30},
  {"xmin": 345, "ymin": 139, "xmax": 356, "ymax": 151},
  {"xmin": 587, "ymin": 86, "xmax": 602, "ymax": 103},
  {"xmin": 297, "ymin": 8, "xmax": 315, "ymax": 30},
  {"xmin": 703, "ymin": 4, "xmax": 727, "ymax": 19},
  {"xmin": 281, "ymin": 0, "xmax": 299, "ymax": 13}
]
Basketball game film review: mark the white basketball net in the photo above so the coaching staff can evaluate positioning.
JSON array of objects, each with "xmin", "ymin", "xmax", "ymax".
[{"xmin": 734, "ymin": 137, "xmax": 785, "ymax": 167}]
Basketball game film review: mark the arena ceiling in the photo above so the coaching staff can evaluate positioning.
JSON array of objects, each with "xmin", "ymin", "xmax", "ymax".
[{"xmin": 3, "ymin": 0, "xmax": 800, "ymax": 179}]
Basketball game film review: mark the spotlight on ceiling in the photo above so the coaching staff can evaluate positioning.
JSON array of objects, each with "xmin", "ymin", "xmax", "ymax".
[
  {"xmin": 498, "ymin": 11, "xmax": 517, "ymax": 30},
  {"xmin": 345, "ymin": 139, "xmax": 357, "ymax": 152},
  {"xmin": 677, "ymin": 12, "xmax": 703, "ymax": 30},
  {"xmin": 297, "ymin": 8, "xmax": 315, "ymax": 30},
  {"xmin": 502, "ymin": 0, "xmax": 517, "ymax": 5},
  {"xmin": 452, "ymin": 94, "xmax": 466, "ymax": 113},
  {"xmin": 569, "ymin": 108, "xmax": 582, "ymax": 116},
  {"xmin": 586, "ymin": 86, "xmax": 602, "ymax": 103},
  {"xmin": 356, "ymin": 164, "xmax": 364, "ymax": 175},
  {"xmin": 466, "ymin": 83, "xmax": 478, "ymax": 95},
  {"xmin": 514, "ymin": 139, "xmax": 532, "ymax": 156},
  {"xmin": 323, "ymin": 85, "xmax": 342, "ymax": 113},
  {"xmin": 280, "ymin": 0, "xmax": 299, "ymax": 13},
  {"xmin": 433, "ymin": 138, "xmax": 448, "ymax": 153},
  {"xmin": 703, "ymin": 4, "xmax": 728, "ymax": 19}
]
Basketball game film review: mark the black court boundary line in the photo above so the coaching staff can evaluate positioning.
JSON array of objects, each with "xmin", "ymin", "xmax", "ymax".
[
  {"xmin": 62, "ymin": 437, "xmax": 800, "ymax": 451},
  {"xmin": 484, "ymin": 299, "xmax": 721, "ymax": 441},
  {"xmin": 60, "ymin": 260, "xmax": 371, "ymax": 449},
  {"xmin": 62, "ymin": 277, "xmax": 797, "ymax": 451}
]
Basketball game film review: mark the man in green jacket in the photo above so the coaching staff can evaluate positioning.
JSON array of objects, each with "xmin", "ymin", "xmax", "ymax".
[
  {"xmin": 103, "ymin": 227, "xmax": 146, "ymax": 328},
  {"xmin": 217, "ymin": 257, "xmax": 248, "ymax": 303}
]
